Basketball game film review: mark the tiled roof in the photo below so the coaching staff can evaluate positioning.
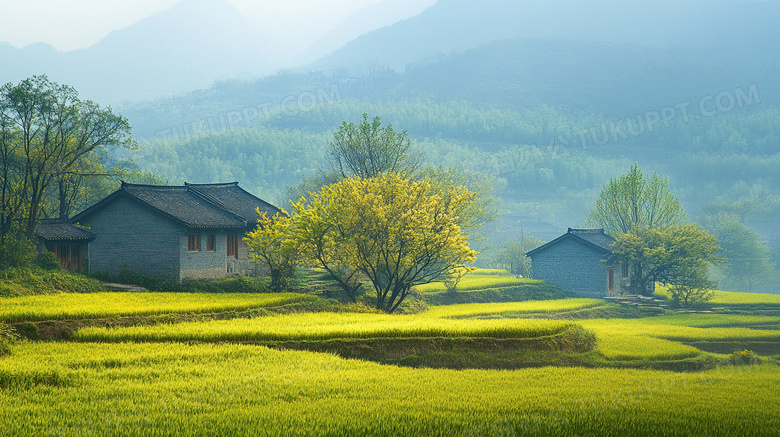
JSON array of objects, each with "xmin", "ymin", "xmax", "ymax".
[
  {"xmin": 567, "ymin": 228, "xmax": 615, "ymax": 251},
  {"xmin": 35, "ymin": 219, "xmax": 95, "ymax": 241},
  {"xmin": 73, "ymin": 182, "xmax": 281, "ymax": 229},
  {"xmin": 186, "ymin": 182, "xmax": 279, "ymax": 223},
  {"xmin": 526, "ymin": 228, "xmax": 615, "ymax": 256}
]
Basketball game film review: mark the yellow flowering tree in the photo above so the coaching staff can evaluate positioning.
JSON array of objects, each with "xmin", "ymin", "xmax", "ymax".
[
  {"xmin": 292, "ymin": 173, "xmax": 478, "ymax": 313},
  {"xmin": 244, "ymin": 211, "xmax": 300, "ymax": 292}
]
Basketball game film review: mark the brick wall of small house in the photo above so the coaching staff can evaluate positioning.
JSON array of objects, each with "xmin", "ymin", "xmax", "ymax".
[
  {"xmin": 79, "ymin": 196, "xmax": 182, "ymax": 279},
  {"xmin": 529, "ymin": 238, "xmax": 610, "ymax": 298},
  {"xmin": 180, "ymin": 230, "xmax": 230, "ymax": 280}
]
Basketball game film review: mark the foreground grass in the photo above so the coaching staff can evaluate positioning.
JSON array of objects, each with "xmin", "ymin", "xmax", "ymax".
[
  {"xmin": 1, "ymin": 342, "xmax": 778, "ymax": 436},
  {"xmin": 73, "ymin": 312, "xmax": 575, "ymax": 343},
  {"xmin": 0, "ymin": 292, "xmax": 316, "ymax": 323}
]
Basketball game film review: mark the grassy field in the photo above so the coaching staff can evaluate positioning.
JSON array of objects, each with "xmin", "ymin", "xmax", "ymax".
[
  {"xmin": 2, "ymin": 273, "xmax": 780, "ymax": 435},
  {"xmin": 1, "ymin": 341, "xmax": 778, "ymax": 436},
  {"xmin": 0, "ymin": 292, "xmax": 315, "ymax": 323}
]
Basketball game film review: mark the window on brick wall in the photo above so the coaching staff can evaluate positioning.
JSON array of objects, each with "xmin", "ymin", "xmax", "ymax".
[
  {"xmin": 621, "ymin": 263, "xmax": 629, "ymax": 278},
  {"xmin": 226, "ymin": 231, "xmax": 237, "ymax": 258},
  {"xmin": 206, "ymin": 234, "xmax": 215, "ymax": 252},
  {"xmin": 188, "ymin": 233, "xmax": 200, "ymax": 251}
]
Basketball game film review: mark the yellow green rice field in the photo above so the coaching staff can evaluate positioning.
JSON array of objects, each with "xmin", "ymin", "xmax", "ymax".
[{"xmin": 2, "ymin": 281, "xmax": 779, "ymax": 436}]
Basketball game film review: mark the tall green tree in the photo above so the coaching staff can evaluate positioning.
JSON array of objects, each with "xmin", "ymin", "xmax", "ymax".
[
  {"xmin": 0, "ymin": 75, "xmax": 133, "ymax": 244},
  {"xmin": 589, "ymin": 164, "xmax": 688, "ymax": 295},
  {"xmin": 588, "ymin": 164, "xmax": 686, "ymax": 235},
  {"xmin": 327, "ymin": 113, "xmax": 420, "ymax": 179}
]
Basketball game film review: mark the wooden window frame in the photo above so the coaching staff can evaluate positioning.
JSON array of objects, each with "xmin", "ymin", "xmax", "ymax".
[
  {"xmin": 206, "ymin": 234, "xmax": 216, "ymax": 252},
  {"xmin": 226, "ymin": 231, "xmax": 238, "ymax": 258},
  {"xmin": 621, "ymin": 262, "xmax": 629, "ymax": 278},
  {"xmin": 188, "ymin": 233, "xmax": 200, "ymax": 252}
]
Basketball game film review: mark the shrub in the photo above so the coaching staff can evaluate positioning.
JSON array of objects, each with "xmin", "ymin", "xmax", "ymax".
[
  {"xmin": 0, "ymin": 236, "xmax": 36, "ymax": 269},
  {"xmin": 725, "ymin": 349, "xmax": 761, "ymax": 366},
  {"xmin": 667, "ymin": 283, "xmax": 715, "ymax": 307},
  {"xmin": 34, "ymin": 250, "xmax": 62, "ymax": 271}
]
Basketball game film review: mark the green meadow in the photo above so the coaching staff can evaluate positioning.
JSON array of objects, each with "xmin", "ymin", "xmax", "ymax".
[{"xmin": 1, "ymin": 272, "xmax": 779, "ymax": 436}]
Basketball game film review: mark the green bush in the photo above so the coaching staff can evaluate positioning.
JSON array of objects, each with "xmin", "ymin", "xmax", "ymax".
[
  {"xmin": 725, "ymin": 349, "xmax": 762, "ymax": 366},
  {"xmin": 34, "ymin": 251, "xmax": 62, "ymax": 271},
  {"xmin": 0, "ymin": 236, "xmax": 36, "ymax": 269}
]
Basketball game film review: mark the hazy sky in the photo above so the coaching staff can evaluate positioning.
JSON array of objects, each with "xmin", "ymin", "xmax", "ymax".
[{"xmin": 0, "ymin": 0, "xmax": 415, "ymax": 51}]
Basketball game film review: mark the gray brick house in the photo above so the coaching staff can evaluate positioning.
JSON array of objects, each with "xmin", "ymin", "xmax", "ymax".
[
  {"xmin": 526, "ymin": 228, "xmax": 629, "ymax": 297},
  {"xmin": 72, "ymin": 182, "xmax": 280, "ymax": 281}
]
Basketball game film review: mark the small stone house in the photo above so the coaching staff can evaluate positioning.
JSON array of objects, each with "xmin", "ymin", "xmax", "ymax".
[
  {"xmin": 71, "ymin": 182, "xmax": 281, "ymax": 281},
  {"xmin": 34, "ymin": 219, "xmax": 96, "ymax": 273},
  {"xmin": 526, "ymin": 228, "xmax": 629, "ymax": 297}
]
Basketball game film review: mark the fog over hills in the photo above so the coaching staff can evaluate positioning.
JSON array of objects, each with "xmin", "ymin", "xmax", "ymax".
[
  {"xmin": 1, "ymin": 0, "xmax": 281, "ymax": 103},
  {"xmin": 293, "ymin": 0, "xmax": 436, "ymax": 66},
  {"xmin": 316, "ymin": 0, "xmax": 780, "ymax": 71},
  {"xmin": 0, "ymin": 0, "xmax": 438, "ymax": 105},
  {"xmin": 4, "ymin": 0, "xmax": 777, "ymax": 106}
]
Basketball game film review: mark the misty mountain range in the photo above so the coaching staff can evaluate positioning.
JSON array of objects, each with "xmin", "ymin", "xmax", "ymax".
[
  {"xmin": 0, "ymin": 0, "xmax": 429, "ymax": 103},
  {"xmin": 2, "ymin": 0, "xmax": 779, "ymax": 106}
]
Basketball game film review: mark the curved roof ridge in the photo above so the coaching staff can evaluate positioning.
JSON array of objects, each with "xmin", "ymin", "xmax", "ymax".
[
  {"xmin": 184, "ymin": 181, "xmax": 239, "ymax": 187},
  {"xmin": 526, "ymin": 227, "xmax": 615, "ymax": 257}
]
